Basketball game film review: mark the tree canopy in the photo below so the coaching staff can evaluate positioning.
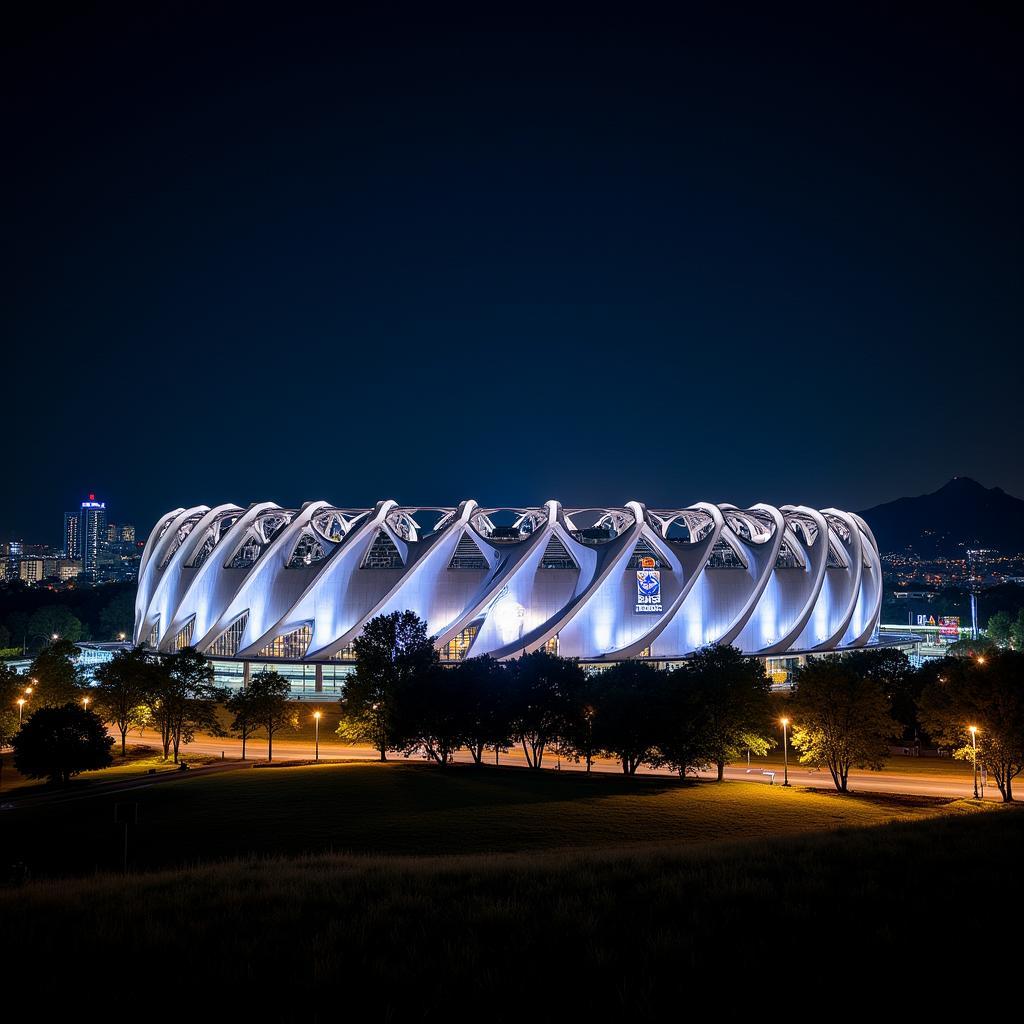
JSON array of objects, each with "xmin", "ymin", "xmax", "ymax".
[
  {"xmin": 93, "ymin": 645, "xmax": 158, "ymax": 755},
  {"xmin": 28, "ymin": 638, "xmax": 84, "ymax": 709},
  {"xmin": 338, "ymin": 610, "xmax": 439, "ymax": 760},
  {"xmin": 790, "ymin": 655, "xmax": 896, "ymax": 792},
  {"xmin": 684, "ymin": 644, "xmax": 773, "ymax": 781},
  {"xmin": 919, "ymin": 650, "xmax": 1024, "ymax": 802},
  {"xmin": 12, "ymin": 703, "xmax": 114, "ymax": 785}
]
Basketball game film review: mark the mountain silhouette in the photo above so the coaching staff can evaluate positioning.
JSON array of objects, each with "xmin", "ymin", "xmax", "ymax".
[{"xmin": 859, "ymin": 478, "xmax": 1024, "ymax": 556}]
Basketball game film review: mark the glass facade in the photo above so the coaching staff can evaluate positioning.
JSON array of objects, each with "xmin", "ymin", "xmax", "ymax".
[
  {"xmin": 173, "ymin": 617, "xmax": 195, "ymax": 650},
  {"xmin": 540, "ymin": 535, "xmax": 577, "ymax": 570},
  {"xmin": 258, "ymin": 624, "xmax": 313, "ymax": 659},
  {"xmin": 448, "ymin": 533, "xmax": 488, "ymax": 570},
  {"xmin": 209, "ymin": 613, "xmax": 248, "ymax": 657},
  {"xmin": 439, "ymin": 624, "xmax": 479, "ymax": 661},
  {"xmin": 706, "ymin": 538, "xmax": 746, "ymax": 569},
  {"xmin": 361, "ymin": 530, "xmax": 404, "ymax": 569}
]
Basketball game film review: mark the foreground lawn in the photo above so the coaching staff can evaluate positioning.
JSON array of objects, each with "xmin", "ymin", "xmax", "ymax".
[
  {"xmin": 0, "ymin": 806, "xmax": 1017, "ymax": 1017},
  {"xmin": 0, "ymin": 744, "xmax": 221, "ymax": 797},
  {"xmin": 2, "ymin": 759, "xmax": 977, "ymax": 878}
]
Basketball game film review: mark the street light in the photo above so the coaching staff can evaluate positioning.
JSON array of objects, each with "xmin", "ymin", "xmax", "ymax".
[
  {"xmin": 52, "ymin": 633, "xmax": 59, "ymax": 641},
  {"xmin": 969, "ymin": 725, "xmax": 979, "ymax": 799},
  {"xmin": 82, "ymin": 696, "xmax": 90, "ymax": 711},
  {"xmin": 17, "ymin": 698, "xmax": 25, "ymax": 723},
  {"xmin": 780, "ymin": 718, "xmax": 791, "ymax": 787},
  {"xmin": 313, "ymin": 711, "xmax": 321, "ymax": 762},
  {"xmin": 118, "ymin": 632, "xmax": 126, "ymax": 642},
  {"xmin": 976, "ymin": 655, "xmax": 986, "ymax": 666},
  {"xmin": 584, "ymin": 705, "xmax": 595, "ymax": 773}
]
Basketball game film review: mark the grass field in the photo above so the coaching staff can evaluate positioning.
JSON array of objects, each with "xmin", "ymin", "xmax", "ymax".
[
  {"xmin": 1, "ymin": 800, "xmax": 1018, "ymax": 1017},
  {"xmin": 0, "ymin": 743, "xmax": 222, "ymax": 796},
  {"xmin": 1, "ymin": 758, "xmax": 985, "ymax": 878}
]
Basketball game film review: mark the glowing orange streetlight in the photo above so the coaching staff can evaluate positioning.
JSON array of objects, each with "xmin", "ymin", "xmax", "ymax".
[
  {"xmin": 976, "ymin": 655, "xmax": 986, "ymax": 666},
  {"xmin": 82, "ymin": 696, "xmax": 90, "ymax": 711},
  {"xmin": 780, "ymin": 717, "xmax": 791, "ymax": 787},
  {"xmin": 17, "ymin": 698, "xmax": 25, "ymax": 723},
  {"xmin": 313, "ymin": 711, "xmax": 322, "ymax": 762}
]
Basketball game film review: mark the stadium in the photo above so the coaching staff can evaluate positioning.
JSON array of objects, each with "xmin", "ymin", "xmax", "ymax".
[{"xmin": 134, "ymin": 499, "xmax": 882, "ymax": 697}]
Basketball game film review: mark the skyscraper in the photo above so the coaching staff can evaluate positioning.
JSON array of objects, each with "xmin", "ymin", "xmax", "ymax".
[
  {"xmin": 80, "ymin": 495, "xmax": 107, "ymax": 579},
  {"xmin": 64, "ymin": 512, "xmax": 80, "ymax": 559}
]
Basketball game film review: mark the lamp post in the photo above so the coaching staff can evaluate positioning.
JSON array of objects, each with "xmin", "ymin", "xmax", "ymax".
[
  {"xmin": 314, "ymin": 711, "xmax": 321, "ymax": 762},
  {"xmin": 584, "ymin": 705, "xmax": 594, "ymax": 774},
  {"xmin": 969, "ymin": 725, "xmax": 978, "ymax": 799},
  {"xmin": 781, "ymin": 718, "xmax": 790, "ymax": 787},
  {"xmin": 82, "ymin": 696, "xmax": 90, "ymax": 711},
  {"xmin": 17, "ymin": 698, "xmax": 25, "ymax": 723}
]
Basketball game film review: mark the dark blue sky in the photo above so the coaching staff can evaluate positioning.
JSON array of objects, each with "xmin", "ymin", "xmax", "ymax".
[{"xmin": 4, "ymin": 5, "xmax": 1021, "ymax": 542}]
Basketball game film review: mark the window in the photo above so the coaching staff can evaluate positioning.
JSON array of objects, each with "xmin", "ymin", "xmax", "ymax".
[
  {"xmin": 540, "ymin": 534, "xmax": 577, "ymax": 570},
  {"xmin": 826, "ymin": 543, "xmax": 848, "ymax": 569},
  {"xmin": 361, "ymin": 530, "xmax": 404, "ymax": 569},
  {"xmin": 542, "ymin": 633, "xmax": 559, "ymax": 656},
  {"xmin": 146, "ymin": 618, "xmax": 160, "ymax": 649},
  {"xmin": 287, "ymin": 532, "xmax": 327, "ymax": 568},
  {"xmin": 448, "ymin": 532, "xmax": 488, "ymax": 570},
  {"xmin": 173, "ymin": 617, "xmax": 195, "ymax": 650},
  {"xmin": 439, "ymin": 624, "xmax": 479, "ymax": 662},
  {"xmin": 331, "ymin": 642, "xmax": 358, "ymax": 661},
  {"xmin": 775, "ymin": 540, "xmax": 805, "ymax": 569},
  {"xmin": 257, "ymin": 624, "xmax": 313, "ymax": 660},
  {"xmin": 209, "ymin": 613, "xmax": 248, "ymax": 657},
  {"xmin": 158, "ymin": 512, "xmax": 205, "ymax": 569},
  {"xmin": 706, "ymin": 538, "xmax": 747, "ymax": 569},
  {"xmin": 226, "ymin": 511, "xmax": 295, "ymax": 569}
]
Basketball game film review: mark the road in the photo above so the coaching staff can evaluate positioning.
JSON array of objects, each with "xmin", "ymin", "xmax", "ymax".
[{"xmin": 126, "ymin": 728, "xmax": 1001, "ymax": 801}]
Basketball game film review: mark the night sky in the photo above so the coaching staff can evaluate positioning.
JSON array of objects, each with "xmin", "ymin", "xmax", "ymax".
[{"xmin": 4, "ymin": 5, "xmax": 1021, "ymax": 543}]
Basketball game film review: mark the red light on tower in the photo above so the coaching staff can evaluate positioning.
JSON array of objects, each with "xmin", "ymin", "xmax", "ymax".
[{"xmin": 89, "ymin": 493, "xmax": 95, "ymax": 501}]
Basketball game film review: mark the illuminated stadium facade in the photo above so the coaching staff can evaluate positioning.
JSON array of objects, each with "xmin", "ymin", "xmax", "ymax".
[{"xmin": 134, "ymin": 500, "xmax": 882, "ymax": 697}]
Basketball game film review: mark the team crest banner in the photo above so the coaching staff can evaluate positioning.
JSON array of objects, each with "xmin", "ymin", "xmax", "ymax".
[{"xmin": 635, "ymin": 569, "xmax": 662, "ymax": 614}]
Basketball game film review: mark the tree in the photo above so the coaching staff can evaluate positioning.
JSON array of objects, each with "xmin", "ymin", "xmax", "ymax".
[
  {"xmin": 338, "ymin": 611, "xmax": 438, "ymax": 760},
  {"xmin": 586, "ymin": 661, "xmax": 666, "ymax": 774},
  {"xmin": 790, "ymin": 656, "xmax": 896, "ymax": 792},
  {"xmin": 919, "ymin": 650, "xmax": 1024, "ymax": 802},
  {"xmin": 98, "ymin": 590, "xmax": 136, "ymax": 640},
  {"xmin": 987, "ymin": 610, "xmax": 1013, "ymax": 646},
  {"xmin": 654, "ymin": 667, "xmax": 714, "ymax": 778},
  {"xmin": 686, "ymin": 645, "xmax": 773, "ymax": 781},
  {"xmin": 247, "ymin": 668, "xmax": 294, "ymax": 761},
  {"xmin": 842, "ymin": 648, "xmax": 918, "ymax": 743},
  {"xmin": 148, "ymin": 647, "xmax": 224, "ymax": 762},
  {"xmin": 456, "ymin": 656, "xmax": 513, "ymax": 765},
  {"xmin": 225, "ymin": 685, "xmax": 259, "ymax": 760},
  {"xmin": 12, "ymin": 704, "xmax": 114, "ymax": 786},
  {"xmin": 28, "ymin": 638, "xmax": 84, "ymax": 709},
  {"xmin": 93, "ymin": 645, "xmax": 157, "ymax": 755},
  {"xmin": 27, "ymin": 606, "xmax": 85, "ymax": 646},
  {"xmin": 507, "ymin": 651, "xmax": 584, "ymax": 769},
  {"xmin": 395, "ymin": 662, "xmax": 470, "ymax": 765},
  {"xmin": 0, "ymin": 661, "xmax": 25, "ymax": 747}
]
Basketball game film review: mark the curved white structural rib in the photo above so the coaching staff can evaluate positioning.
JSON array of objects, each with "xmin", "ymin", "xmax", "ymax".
[{"xmin": 134, "ymin": 500, "xmax": 882, "ymax": 663}]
